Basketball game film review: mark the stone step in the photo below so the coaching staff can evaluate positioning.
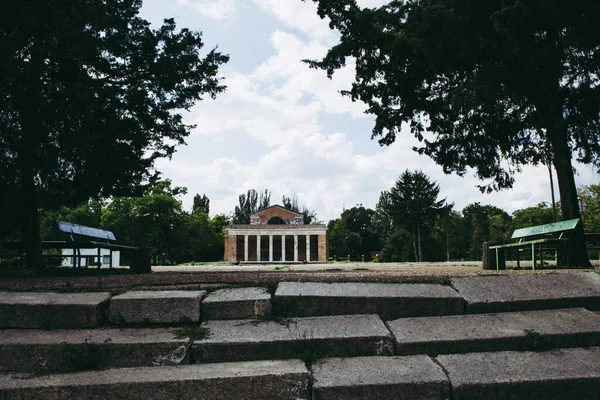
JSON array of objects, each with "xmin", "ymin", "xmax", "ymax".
[
  {"xmin": 109, "ymin": 290, "xmax": 206, "ymax": 325},
  {"xmin": 312, "ymin": 356, "xmax": 450, "ymax": 400},
  {"xmin": 0, "ymin": 327, "xmax": 189, "ymax": 374},
  {"xmin": 450, "ymin": 272, "xmax": 600, "ymax": 313},
  {"xmin": 201, "ymin": 287, "xmax": 271, "ymax": 320},
  {"xmin": 0, "ymin": 359, "xmax": 310, "ymax": 400},
  {"xmin": 389, "ymin": 307, "xmax": 600, "ymax": 356},
  {"xmin": 0, "ymin": 291, "xmax": 110, "ymax": 329},
  {"xmin": 274, "ymin": 282, "xmax": 464, "ymax": 320},
  {"xmin": 194, "ymin": 314, "xmax": 394, "ymax": 363},
  {"xmin": 438, "ymin": 347, "xmax": 600, "ymax": 400}
]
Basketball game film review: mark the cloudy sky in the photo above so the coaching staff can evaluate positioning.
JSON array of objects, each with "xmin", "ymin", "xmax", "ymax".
[{"xmin": 140, "ymin": 0, "xmax": 599, "ymax": 222}]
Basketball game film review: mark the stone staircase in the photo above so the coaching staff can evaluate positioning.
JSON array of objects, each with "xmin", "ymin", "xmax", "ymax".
[{"xmin": 1, "ymin": 272, "xmax": 600, "ymax": 399}]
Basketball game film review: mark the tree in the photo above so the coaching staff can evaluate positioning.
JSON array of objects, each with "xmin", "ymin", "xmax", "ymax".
[
  {"xmin": 192, "ymin": 194, "xmax": 210, "ymax": 215},
  {"xmin": 340, "ymin": 205, "xmax": 380, "ymax": 258},
  {"xmin": 0, "ymin": 0, "xmax": 228, "ymax": 270},
  {"xmin": 462, "ymin": 203, "xmax": 512, "ymax": 260},
  {"xmin": 232, "ymin": 189, "xmax": 271, "ymax": 224},
  {"xmin": 579, "ymin": 184, "xmax": 600, "ymax": 233},
  {"xmin": 101, "ymin": 179, "xmax": 188, "ymax": 265},
  {"xmin": 512, "ymin": 203, "xmax": 556, "ymax": 229},
  {"xmin": 328, "ymin": 219, "xmax": 361, "ymax": 260},
  {"xmin": 282, "ymin": 194, "xmax": 318, "ymax": 224},
  {"xmin": 307, "ymin": 0, "xmax": 598, "ymax": 267},
  {"xmin": 379, "ymin": 170, "xmax": 451, "ymax": 262}
]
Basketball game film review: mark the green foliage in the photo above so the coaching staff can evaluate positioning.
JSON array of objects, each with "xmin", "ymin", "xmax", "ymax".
[
  {"xmin": 328, "ymin": 219, "xmax": 361, "ymax": 260},
  {"xmin": 328, "ymin": 205, "xmax": 379, "ymax": 260},
  {"xmin": 232, "ymin": 189, "xmax": 271, "ymax": 224},
  {"xmin": 579, "ymin": 184, "xmax": 600, "ymax": 233},
  {"xmin": 376, "ymin": 170, "xmax": 452, "ymax": 262},
  {"xmin": 193, "ymin": 194, "xmax": 210, "ymax": 215},
  {"xmin": 0, "ymin": 0, "xmax": 228, "ymax": 269},
  {"xmin": 308, "ymin": 0, "xmax": 597, "ymax": 267},
  {"xmin": 462, "ymin": 203, "xmax": 512, "ymax": 260},
  {"xmin": 173, "ymin": 325, "xmax": 211, "ymax": 341},
  {"xmin": 513, "ymin": 203, "xmax": 556, "ymax": 229}
]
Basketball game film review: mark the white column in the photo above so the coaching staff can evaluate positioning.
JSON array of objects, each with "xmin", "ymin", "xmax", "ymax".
[
  {"xmin": 244, "ymin": 235, "xmax": 249, "ymax": 262},
  {"xmin": 257, "ymin": 235, "xmax": 261, "ymax": 262},
  {"xmin": 269, "ymin": 235, "xmax": 273, "ymax": 262},
  {"xmin": 282, "ymin": 235, "xmax": 286, "ymax": 262},
  {"xmin": 306, "ymin": 234, "xmax": 311, "ymax": 262},
  {"xmin": 294, "ymin": 235, "xmax": 298, "ymax": 262}
]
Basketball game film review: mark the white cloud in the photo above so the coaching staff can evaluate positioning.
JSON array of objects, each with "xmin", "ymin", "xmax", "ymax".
[
  {"xmin": 176, "ymin": 0, "xmax": 236, "ymax": 20},
  {"xmin": 152, "ymin": 0, "xmax": 600, "ymax": 223},
  {"xmin": 253, "ymin": 0, "xmax": 337, "ymax": 43}
]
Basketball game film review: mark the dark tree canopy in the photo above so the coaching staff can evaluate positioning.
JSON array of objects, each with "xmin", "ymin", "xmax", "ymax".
[
  {"xmin": 193, "ymin": 193, "xmax": 210, "ymax": 215},
  {"xmin": 308, "ymin": 0, "xmax": 599, "ymax": 266},
  {"xmin": 0, "ymin": 0, "xmax": 228, "ymax": 269},
  {"xmin": 377, "ymin": 170, "xmax": 451, "ymax": 262}
]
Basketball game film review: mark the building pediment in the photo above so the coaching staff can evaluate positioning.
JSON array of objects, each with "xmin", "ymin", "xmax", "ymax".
[{"xmin": 249, "ymin": 205, "xmax": 304, "ymax": 225}]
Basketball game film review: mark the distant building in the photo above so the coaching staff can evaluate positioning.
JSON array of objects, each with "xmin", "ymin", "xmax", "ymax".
[
  {"xmin": 61, "ymin": 248, "xmax": 120, "ymax": 268},
  {"xmin": 224, "ymin": 205, "xmax": 328, "ymax": 262}
]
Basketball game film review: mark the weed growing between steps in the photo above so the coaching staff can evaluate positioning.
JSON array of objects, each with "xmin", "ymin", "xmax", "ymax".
[
  {"xmin": 173, "ymin": 325, "xmax": 211, "ymax": 341},
  {"xmin": 524, "ymin": 329, "xmax": 553, "ymax": 351},
  {"xmin": 294, "ymin": 331, "xmax": 324, "ymax": 367}
]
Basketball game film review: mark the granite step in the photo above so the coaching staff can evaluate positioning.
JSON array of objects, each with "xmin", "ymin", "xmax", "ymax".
[
  {"xmin": 0, "ymin": 291, "xmax": 110, "ymax": 329},
  {"xmin": 274, "ymin": 282, "xmax": 464, "ymax": 320},
  {"xmin": 0, "ymin": 327, "xmax": 189, "ymax": 374},
  {"xmin": 201, "ymin": 287, "xmax": 271, "ymax": 320},
  {"xmin": 312, "ymin": 356, "xmax": 450, "ymax": 400},
  {"xmin": 437, "ymin": 347, "xmax": 600, "ymax": 400},
  {"xmin": 389, "ymin": 307, "xmax": 600, "ymax": 356},
  {"xmin": 450, "ymin": 272, "xmax": 600, "ymax": 313},
  {"xmin": 109, "ymin": 290, "xmax": 206, "ymax": 325},
  {"xmin": 0, "ymin": 360, "xmax": 310, "ymax": 400},
  {"xmin": 193, "ymin": 314, "xmax": 394, "ymax": 363}
]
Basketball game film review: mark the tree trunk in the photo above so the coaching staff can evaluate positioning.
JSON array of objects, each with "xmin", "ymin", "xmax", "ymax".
[
  {"xmin": 548, "ymin": 125, "xmax": 591, "ymax": 268},
  {"xmin": 411, "ymin": 224, "xmax": 418, "ymax": 262},
  {"xmin": 20, "ymin": 162, "xmax": 44, "ymax": 271},
  {"xmin": 417, "ymin": 223, "xmax": 423, "ymax": 263}
]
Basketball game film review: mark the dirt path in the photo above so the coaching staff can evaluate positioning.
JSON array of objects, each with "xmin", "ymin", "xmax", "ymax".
[{"xmin": 0, "ymin": 261, "xmax": 596, "ymax": 292}]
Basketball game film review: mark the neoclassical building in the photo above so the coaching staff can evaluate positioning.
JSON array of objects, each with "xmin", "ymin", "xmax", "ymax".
[{"xmin": 224, "ymin": 205, "xmax": 328, "ymax": 262}]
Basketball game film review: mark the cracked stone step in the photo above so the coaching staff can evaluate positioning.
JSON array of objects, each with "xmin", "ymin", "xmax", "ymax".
[
  {"xmin": 437, "ymin": 347, "xmax": 600, "ymax": 400},
  {"xmin": 193, "ymin": 314, "xmax": 394, "ymax": 363},
  {"xmin": 0, "ymin": 327, "xmax": 189, "ymax": 374},
  {"xmin": 450, "ymin": 272, "xmax": 600, "ymax": 313},
  {"xmin": 273, "ymin": 282, "xmax": 464, "ymax": 320},
  {"xmin": 389, "ymin": 307, "xmax": 600, "ymax": 356},
  {"xmin": 201, "ymin": 287, "xmax": 271, "ymax": 320},
  {"xmin": 0, "ymin": 359, "xmax": 310, "ymax": 400},
  {"xmin": 312, "ymin": 356, "xmax": 450, "ymax": 400},
  {"xmin": 109, "ymin": 290, "xmax": 206, "ymax": 325},
  {"xmin": 0, "ymin": 291, "xmax": 110, "ymax": 329}
]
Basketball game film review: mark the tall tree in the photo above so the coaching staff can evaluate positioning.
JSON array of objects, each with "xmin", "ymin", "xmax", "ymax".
[
  {"xmin": 0, "ymin": 0, "xmax": 228, "ymax": 270},
  {"xmin": 462, "ymin": 203, "xmax": 512, "ymax": 260},
  {"xmin": 232, "ymin": 189, "xmax": 271, "ymax": 224},
  {"xmin": 282, "ymin": 194, "xmax": 318, "ymax": 224},
  {"xmin": 307, "ymin": 0, "xmax": 599, "ymax": 267},
  {"xmin": 381, "ymin": 170, "xmax": 451, "ymax": 262},
  {"xmin": 192, "ymin": 194, "xmax": 210, "ymax": 215}
]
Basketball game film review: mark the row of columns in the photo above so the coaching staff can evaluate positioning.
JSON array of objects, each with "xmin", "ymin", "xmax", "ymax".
[{"xmin": 243, "ymin": 234, "xmax": 311, "ymax": 262}]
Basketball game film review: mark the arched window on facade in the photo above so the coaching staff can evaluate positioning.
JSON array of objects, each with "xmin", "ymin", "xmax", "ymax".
[{"xmin": 267, "ymin": 216, "xmax": 286, "ymax": 225}]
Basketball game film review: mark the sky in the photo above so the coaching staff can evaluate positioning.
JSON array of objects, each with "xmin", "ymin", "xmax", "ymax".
[{"xmin": 139, "ymin": 0, "xmax": 599, "ymax": 222}]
